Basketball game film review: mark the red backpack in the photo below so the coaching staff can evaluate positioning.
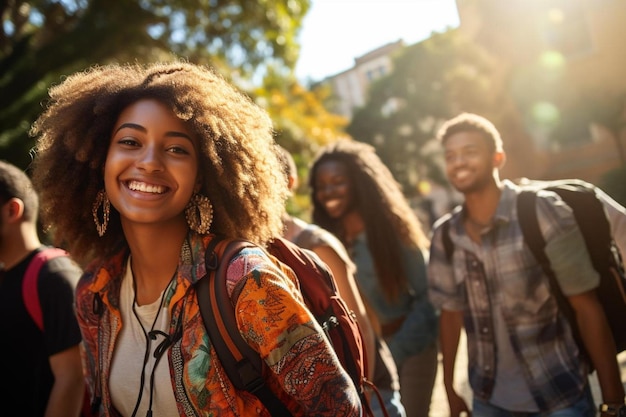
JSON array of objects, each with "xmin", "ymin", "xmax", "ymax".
[
  {"xmin": 23, "ymin": 248, "xmax": 95, "ymax": 417},
  {"xmin": 196, "ymin": 236, "xmax": 389, "ymax": 417}
]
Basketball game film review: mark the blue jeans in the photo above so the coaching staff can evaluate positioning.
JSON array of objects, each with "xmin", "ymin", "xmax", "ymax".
[{"xmin": 472, "ymin": 385, "xmax": 595, "ymax": 417}]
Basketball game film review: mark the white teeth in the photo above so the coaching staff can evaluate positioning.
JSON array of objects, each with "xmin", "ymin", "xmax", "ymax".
[
  {"xmin": 127, "ymin": 180, "xmax": 166, "ymax": 194},
  {"xmin": 454, "ymin": 171, "xmax": 470, "ymax": 180},
  {"xmin": 325, "ymin": 199, "xmax": 340, "ymax": 209}
]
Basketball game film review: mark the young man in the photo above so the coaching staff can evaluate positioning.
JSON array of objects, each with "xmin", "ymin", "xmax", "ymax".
[
  {"xmin": 427, "ymin": 113, "xmax": 625, "ymax": 416},
  {"xmin": 0, "ymin": 160, "xmax": 85, "ymax": 416}
]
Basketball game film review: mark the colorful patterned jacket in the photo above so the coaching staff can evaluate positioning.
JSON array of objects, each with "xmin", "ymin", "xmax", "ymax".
[{"xmin": 75, "ymin": 233, "xmax": 362, "ymax": 416}]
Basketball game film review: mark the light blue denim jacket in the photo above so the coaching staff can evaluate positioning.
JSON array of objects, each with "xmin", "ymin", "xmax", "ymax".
[{"xmin": 350, "ymin": 231, "xmax": 439, "ymax": 367}]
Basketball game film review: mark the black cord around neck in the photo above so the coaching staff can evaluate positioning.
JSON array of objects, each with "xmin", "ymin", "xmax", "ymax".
[{"xmin": 129, "ymin": 268, "xmax": 177, "ymax": 417}]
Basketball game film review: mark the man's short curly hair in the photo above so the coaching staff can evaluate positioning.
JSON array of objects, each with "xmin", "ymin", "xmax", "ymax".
[
  {"xmin": 0, "ymin": 160, "xmax": 39, "ymax": 223},
  {"xmin": 30, "ymin": 61, "xmax": 287, "ymax": 266},
  {"xmin": 436, "ymin": 112, "xmax": 503, "ymax": 153}
]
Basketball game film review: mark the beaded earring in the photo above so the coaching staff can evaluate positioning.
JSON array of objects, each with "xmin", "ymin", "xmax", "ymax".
[
  {"xmin": 92, "ymin": 190, "xmax": 110, "ymax": 237},
  {"xmin": 185, "ymin": 193, "xmax": 213, "ymax": 234}
]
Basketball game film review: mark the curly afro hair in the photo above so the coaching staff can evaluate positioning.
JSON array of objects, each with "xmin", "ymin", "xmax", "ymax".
[{"xmin": 30, "ymin": 61, "xmax": 287, "ymax": 266}]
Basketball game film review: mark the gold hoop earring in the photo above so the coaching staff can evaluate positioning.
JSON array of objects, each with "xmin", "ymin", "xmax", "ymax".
[
  {"xmin": 92, "ymin": 190, "xmax": 110, "ymax": 237},
  {"xmin": 185, "ymin": 193, "xmax": 213, "ymax": 235}
]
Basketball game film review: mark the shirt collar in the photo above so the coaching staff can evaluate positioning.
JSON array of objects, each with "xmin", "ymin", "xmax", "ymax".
[{"xmin": 450, "ymin": 179, "xmax": 520, "ymax": 232}]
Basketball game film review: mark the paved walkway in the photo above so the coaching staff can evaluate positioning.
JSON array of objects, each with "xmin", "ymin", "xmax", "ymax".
[{"xmin": 429, "ymin": 331, "xmax": 626, "ymax": 417}]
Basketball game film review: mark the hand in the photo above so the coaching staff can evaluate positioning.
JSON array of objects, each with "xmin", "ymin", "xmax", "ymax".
[{"xmin": 447, "ymin": 389, "xmax": 471, "ymax": 417}]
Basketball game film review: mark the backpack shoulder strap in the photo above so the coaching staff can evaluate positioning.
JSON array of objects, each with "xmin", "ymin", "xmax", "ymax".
[
  {"xmin": 517, "ymin": 189, "xmax": 565, "ymax": 293},
  {"xmin": 197, "ymin": 237, "xmax": 293, "ymax": 416},
  {"xmin": 517, "ymin": 189, "xmax": 582, "ymax": 342},
  {"xmin": 441, "ymin": 219, "xmax": 454, "ymax": 262},
  {"xmin": 517, "ymin": 190, "xmax": 550, "ymax": 268},
  {"xmin": 23, "ymin": 247, "xmax": 69, "ymax": 331}
]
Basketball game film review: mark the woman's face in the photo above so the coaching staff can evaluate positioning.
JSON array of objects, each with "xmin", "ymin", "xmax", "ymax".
[
  {"xmin": 313, "ymin": 159, "xmax": 355, "ymax": 219},
  {"xmin": 104, "ymin": 98, "xmax": 200, "ymax": 229}
]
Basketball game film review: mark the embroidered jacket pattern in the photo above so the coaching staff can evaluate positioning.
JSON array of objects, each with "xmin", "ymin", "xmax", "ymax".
[{"xmin": 75, "ymin": 233, "xmax": 361, "ymax": 416}]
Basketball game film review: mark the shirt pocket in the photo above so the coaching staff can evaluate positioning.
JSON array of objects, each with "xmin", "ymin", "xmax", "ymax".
[{"xmin": 498, "ymin": 261, "xmax": 556, "ymax": 324}]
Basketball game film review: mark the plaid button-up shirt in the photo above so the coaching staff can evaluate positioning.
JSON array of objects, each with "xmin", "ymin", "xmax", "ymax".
[{"xmin": 428, "ymin": 180, "xmax": 598, "ymax": 411}]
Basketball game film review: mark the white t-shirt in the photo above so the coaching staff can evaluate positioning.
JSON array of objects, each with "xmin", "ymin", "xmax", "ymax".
[{"xmin": 109, "ymin": 260, "xmax": 179, "ymax": 416}]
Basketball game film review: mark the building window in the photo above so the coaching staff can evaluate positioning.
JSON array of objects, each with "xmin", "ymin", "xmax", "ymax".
[{"xmin": 366, "ymin": 65, "xmax": 388, "ymax": 81}]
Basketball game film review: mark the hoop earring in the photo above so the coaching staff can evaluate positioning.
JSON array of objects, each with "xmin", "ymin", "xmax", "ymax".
[
  {"xmin": 92, "ymin": 190, "xmax": 110, "ymax": 237},
  {"xmin": 185, "ymin": 193, "xmax": 213, "ymax": 235}
]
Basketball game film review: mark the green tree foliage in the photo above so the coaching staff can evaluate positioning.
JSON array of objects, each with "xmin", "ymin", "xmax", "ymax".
[
  {"xmin": 1, "ymin": 0, "xmax": 309, "ymax": 169},
  {"xmin": 254, "ymin": 67, "xmax": 350, "ymax": 217},
  {"xmin": 346, "ymin": 30, "xmax": 498, "ymax": 195},
  {"xmin": 256, "ymin": 69, "xmax": 349, "ymax": 153}
]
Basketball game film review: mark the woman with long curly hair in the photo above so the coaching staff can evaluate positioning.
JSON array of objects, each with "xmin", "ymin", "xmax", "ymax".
[
  {"xmin": 30, "ymin": 61, "xmax": 361, "ymax": 417},
  {"xmin": 309, "ymin": 140, "xmax": 439, "ymax": 417},
  {"xmin": 277, "ymin": 146, "xmax": 405, "ymax": 417}
]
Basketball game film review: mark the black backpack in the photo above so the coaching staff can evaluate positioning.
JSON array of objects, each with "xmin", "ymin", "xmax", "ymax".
[{"xmin": 441, "ymin": 179, "xmax": 626, "ymax": 367}]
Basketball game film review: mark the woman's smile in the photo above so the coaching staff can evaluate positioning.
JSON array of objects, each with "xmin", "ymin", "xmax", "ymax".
[
  {"xmin": 104, "ymin": 99, "xmax": 199, "ymax": 227},
  {"xmin": 126, "ymin": 180, "xmax": 168, "ymax": 194}
]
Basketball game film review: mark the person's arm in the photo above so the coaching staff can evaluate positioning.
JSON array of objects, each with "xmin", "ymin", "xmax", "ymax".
[
  {"xmin": 45, "ymin": 344, "xmax": 86, "ymax": 417},
  {"xmin": 385, "ymin": 247, "xmax": 439, "ymax": 366},
  {"xmin": 40, "ymin": 257, "xmax": 86, "ymax": 417},
  {"xmin": 439, "ymin": 309, "xmax": 471, "ymax": 417},
  {"xmin": 428, "ymin": 218, "xmax": 471, "ymax": 416},
  {"xmin": 568, "ymin": 290, "xmax": 625, "ymax": 408},
  {"xmin": 312, "ymin": 245, "xmax": 377, "ymax": 382},
  {"xmin": 539, "ymin": 194, "xmax": 625, "ymax": 410}
]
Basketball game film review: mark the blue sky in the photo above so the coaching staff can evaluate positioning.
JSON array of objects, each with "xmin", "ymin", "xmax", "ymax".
[{"xmin": 295, "ymin": 0, "xmax": 460, "ymax": 82}]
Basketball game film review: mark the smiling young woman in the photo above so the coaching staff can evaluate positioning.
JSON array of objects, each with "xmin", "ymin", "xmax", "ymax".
[
  {"xmin": 309, "ymin": 140, "xmax": 440, "ymax": 417},
  {"xmin": 30, "ymin": 62, "xmax": 362, "ymax": 417}
]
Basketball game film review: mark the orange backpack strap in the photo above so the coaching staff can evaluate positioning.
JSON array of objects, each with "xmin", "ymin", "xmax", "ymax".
[{"xmin": 197, "ymin": 236, "xmax": 293, "ymax": 416}]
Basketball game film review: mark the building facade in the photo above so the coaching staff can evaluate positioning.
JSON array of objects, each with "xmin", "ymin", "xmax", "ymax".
[{"xmin": 324, "ymin": 40, "xmax": 404, "ymax": 119}]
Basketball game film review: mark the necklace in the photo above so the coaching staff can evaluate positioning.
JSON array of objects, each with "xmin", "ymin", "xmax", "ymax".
[
  {"xmin": 132, "ymin": 280, "xmax": 170, "ymax": 336},
  {"xmin": 129, "ymin": 267, "xmax": 177, "ymax": 417}
]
